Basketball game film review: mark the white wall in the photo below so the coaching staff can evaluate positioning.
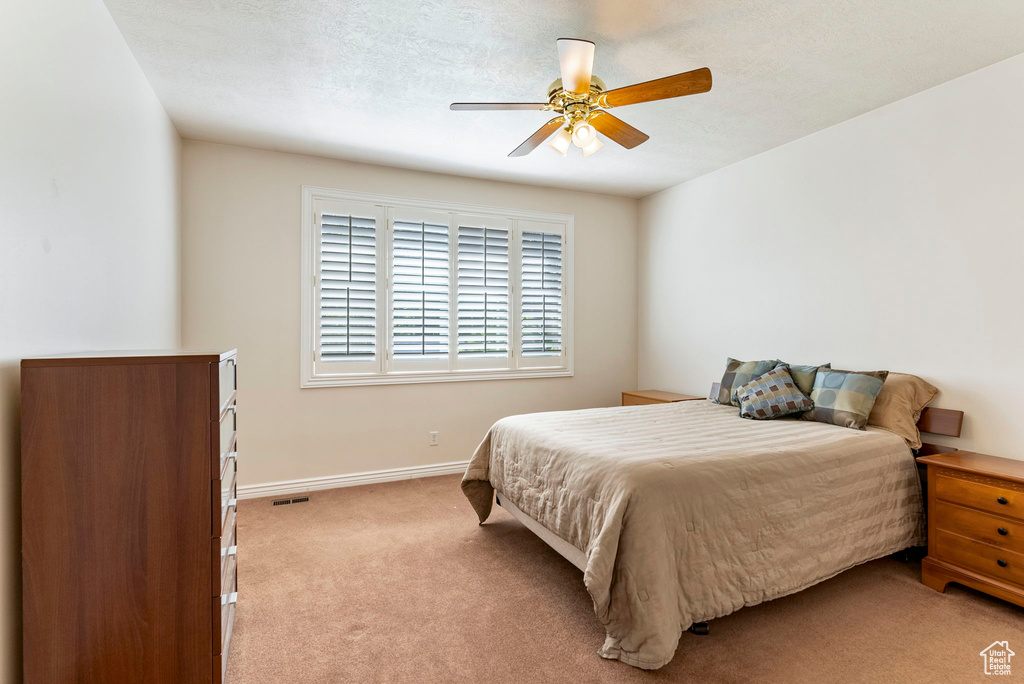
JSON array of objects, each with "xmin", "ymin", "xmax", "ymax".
[
  {"xmin": 181, "ymin": 141, "xmax": 638, "ymax": 487},
  {"xmin": 639, "ymin": 53, "xmax": 1024, "ymax": 457},
  {"xmin": 0, "ymin": 0, "xmax": 181, "ymax": 678}
]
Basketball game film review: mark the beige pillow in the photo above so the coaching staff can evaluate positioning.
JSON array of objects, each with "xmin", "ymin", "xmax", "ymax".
[{"xmin": 867, "ymin": 372, "xmax": 938, "ymax": 449}]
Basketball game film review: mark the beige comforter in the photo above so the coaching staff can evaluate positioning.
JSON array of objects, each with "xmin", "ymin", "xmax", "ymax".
[{"xmin": 461, "ymin": 400, "xmax": 925, "ymax": 669}]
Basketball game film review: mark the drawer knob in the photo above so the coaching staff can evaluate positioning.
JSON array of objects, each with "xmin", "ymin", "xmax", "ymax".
[
  {"xmin": 998, "ymin": 497, "xmax": 1009, "ymax": 505},
  {"xmin": 998, "ymin": 527, "xmax": 1009, "ymax": 536},
  {"xmin": 997, "ymin": 559, "xmax": 1008, "ymax": 568}
]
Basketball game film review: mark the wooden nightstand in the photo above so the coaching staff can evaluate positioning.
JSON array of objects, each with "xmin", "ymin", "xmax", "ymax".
[
  {"xmin": 916, "ymin": 451, "xmax": 1024, "ymax": 608},
  {"xmin": 621, "ymin": 389, "xmax": 704, "ymax": 406}
]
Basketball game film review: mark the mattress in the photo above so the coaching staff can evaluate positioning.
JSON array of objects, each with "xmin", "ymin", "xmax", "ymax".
[{"xmin": 462, "ymin": 400, "xmax": 925, "ymax": 669}]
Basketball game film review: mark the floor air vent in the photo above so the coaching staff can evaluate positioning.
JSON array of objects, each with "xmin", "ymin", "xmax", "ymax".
[{"xmin": 272, "ymin": 496, "xmax": 310, "ymax": 506}]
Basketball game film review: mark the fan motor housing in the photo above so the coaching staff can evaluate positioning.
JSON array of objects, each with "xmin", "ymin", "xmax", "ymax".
[
  {"xmin": 547, "ymin": 76, "xmax": 606, "ymax": 100},
  {"xmin": 547, "ymin": 76, "xmax": 606, "ymax": 127}
]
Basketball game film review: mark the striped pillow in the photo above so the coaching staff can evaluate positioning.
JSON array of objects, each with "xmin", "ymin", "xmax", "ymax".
[{"xmin": 735, "ymin": 365, "xmax": 814, "ymax": 420}]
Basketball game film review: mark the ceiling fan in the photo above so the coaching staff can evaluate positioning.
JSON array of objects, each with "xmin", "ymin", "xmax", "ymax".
[{"xmin": 450, "ymin": 38, "xmax": 712, "ymax": 158}]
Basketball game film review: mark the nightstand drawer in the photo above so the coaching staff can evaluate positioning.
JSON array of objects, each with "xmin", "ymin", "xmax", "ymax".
[
  {"xmin": 621, "ymin": 390, "xmax": 703, "ymax": 406},
  {"xmin": 935, "ymin": 470, "xmax": 1023, "ymax": 521},
  {"xmin": 935, "ymin": 530, "xmax": 1024, "ymax": 586},
  {"xmin": 622, "ymin": 395, "xmax": 662, "ymax": 406},
  {"xmin": 933, "ymin": 502, "xmax": 1024, "ymax": 554}
]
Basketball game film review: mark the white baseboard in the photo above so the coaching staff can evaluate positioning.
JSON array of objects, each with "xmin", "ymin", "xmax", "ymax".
[{"xmin": 236, "ymin": 459, "xmax": 470, "ymax": 500}]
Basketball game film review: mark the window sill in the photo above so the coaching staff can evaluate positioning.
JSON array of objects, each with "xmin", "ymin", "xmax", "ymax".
[{"xmin": 300, "ymin": 366, "xmax": 573, "ymax": 388}]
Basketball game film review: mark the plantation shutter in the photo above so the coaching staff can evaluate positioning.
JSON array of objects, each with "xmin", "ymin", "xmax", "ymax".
[
  {"xmin": 319, "ymin": 211, "xmax": 377, "ymax": 364},
  {"xmin": 391, "ymin": 212, "xmax": 450, "ymax": 367},
  {"xmin": 304, "ymin": 190, "xmax": 572, "ymax": 385},
  {"xmin": 521, "ymin": 228, "xmax": 563, "ymax": 358},
  {"xmin": 456, "ymin": 218, "xmax": 510, "ymax": 367}
]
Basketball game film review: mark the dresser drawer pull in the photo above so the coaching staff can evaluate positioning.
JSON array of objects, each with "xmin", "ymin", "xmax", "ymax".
[
  {"xmin": 998, "ymin": 528, "xmax": 1009, "ymax": 536},
  {"xmin": 221, "ymin": 591, "xmax": 238, "ymax": 606},
  {"xmin": 221, "ymin": 545, "xmax": 237, "ymax": 559},
  {"xmin": 998, "ymin": 497, "xmax": 1009, "ymax": 505},
  {"xmin": 997, "ymin": 559, "xmax": 1009, "ymax": 568}
]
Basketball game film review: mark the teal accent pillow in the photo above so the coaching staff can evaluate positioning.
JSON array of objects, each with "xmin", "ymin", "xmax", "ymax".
[
  {"xmin": 786, "ymin": 362, "xmax": 831, "ymax": 396},
  {"xmin": 802, "ymin": 368, "xmax": 889, "ymax": 430},
  {"xmin": 715, "ymin": 357, "xmax": 781, "ymax": 406},
  {"xmin": 735, "ymin": 365, "xmax": 814, "ymax": 420}
]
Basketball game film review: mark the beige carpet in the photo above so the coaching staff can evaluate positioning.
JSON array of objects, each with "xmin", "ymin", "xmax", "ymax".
[{"xmin": 228, "ymin": 474, "xmax": 1023, "ymax": 683}]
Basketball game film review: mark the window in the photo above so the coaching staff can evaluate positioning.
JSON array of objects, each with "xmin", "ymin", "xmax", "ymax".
[
  {"xmin": 318, "ymin": 207, "xmax": 378, "ymax": 371},
  {"xmin": 520, "ymin": 225, "xmax": 564, "ymax": 362},
  {"xmin": 301, "ymin": 187, "xmax": 573, "ymax": 387}
]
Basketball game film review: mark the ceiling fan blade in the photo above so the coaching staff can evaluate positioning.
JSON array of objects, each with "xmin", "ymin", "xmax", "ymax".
[
  {"xmin": 589, "ymin": 111, "xmax": 649, "ymax": 149},
  {"xmin": 557, "ymin": 38, "xmax": 595, "ymax": 95},
  {"xmin": 450, "ymin": 103, "xmax": 549, "ymax": 111},
  {"xmin": 508, "ymin": 117, "xmax": 565, "ymax": 157},
  {"xmin": 600, "ymin": 67, "xmax": 712, "ymax": 108}
]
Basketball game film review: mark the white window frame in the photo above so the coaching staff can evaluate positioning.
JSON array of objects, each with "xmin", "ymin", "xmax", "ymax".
[{"xmin": 300, "ymin": 186, "xmax": 574, "ymax": 388}]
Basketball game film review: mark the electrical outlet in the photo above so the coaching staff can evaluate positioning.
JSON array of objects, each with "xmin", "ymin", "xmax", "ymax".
[{"xmin": 428, "ymin": 431, "xmax": 439, "ymax": 446}]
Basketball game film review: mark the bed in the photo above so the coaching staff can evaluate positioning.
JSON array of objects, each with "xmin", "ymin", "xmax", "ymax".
[{"xmin": 461, "ymin": 393, "xmax": 963, "ymax": 670}]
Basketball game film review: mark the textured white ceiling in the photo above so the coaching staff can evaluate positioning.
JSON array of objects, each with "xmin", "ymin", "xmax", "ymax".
[{"xmin": 103, "ymin": 0, "xmax": 1024, "ymax": 198}]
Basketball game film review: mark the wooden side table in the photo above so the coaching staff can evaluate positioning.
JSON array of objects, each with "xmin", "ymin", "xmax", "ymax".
[
  {"xmin": 621, "ymin": 389, "xmax": 704, "ymax": 406},
  {"xmin": 916, "ymin": 450, "xmax": 1024, "ymax": 608}
]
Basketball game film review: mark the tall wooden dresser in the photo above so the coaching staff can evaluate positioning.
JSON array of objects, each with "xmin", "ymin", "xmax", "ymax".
[{"xmin": 21, "ymin": 350, "xmax": 239, "ymax": 684}]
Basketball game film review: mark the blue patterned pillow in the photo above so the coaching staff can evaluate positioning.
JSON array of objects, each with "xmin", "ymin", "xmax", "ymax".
[
  {"xmin": 715, "ymin": 357, "xmax": 781, "ymax": 406},
  {"xmin": 735, "ymin": 365, "xmax": 814, "ymax": 420},
  {"xmin": 802, "ymin": 368, "xmax": 889, "ymax": 429},
  {"xmin": 785, "ymin": 362, "xmax": 830, "ymax": 396}
]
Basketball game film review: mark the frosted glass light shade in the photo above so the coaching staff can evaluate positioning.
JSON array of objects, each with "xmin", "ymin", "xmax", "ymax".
[
  {"xmin": 571, "ymin": 122, "xmax": 597, "ymax": 148},
  {"xmin": 581, "ymin": 138, "xmax": 604, "ymax": 157},
  {"xmin": 557, "ymin": 39, "xmax": 596, "ymax": 94},
  {"xmin": 548, "ymin": 128, "xmax": 572, "ymax": 156}
]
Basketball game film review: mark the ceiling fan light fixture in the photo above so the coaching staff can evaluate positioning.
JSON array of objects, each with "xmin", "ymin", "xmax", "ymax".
[
  {"xmin": 548, "ymin": 128, "xmax": 572, "ymax": 156},
  {"xmin": 581, "ymin": 138, "xmax": 604, "ymax": 157},
  {"xmin": 451, "ymin": 38, "xmax": 711, "ymax": 158},
  {"xmin": 571, "ymin": 121, "xmax": 597, "ymax": 148}
]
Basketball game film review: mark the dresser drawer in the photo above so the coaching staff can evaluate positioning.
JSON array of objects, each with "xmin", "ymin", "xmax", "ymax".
[
  {"xmin": 935, "ymin": 470, "xmax": 1023, "ymax": 521},
  {"xmin": 935, "ymin": 530, "xmax": 1024, "ymax": 587},
  {"xmin": 221, "ymin": 454, "xmax": 236, "ymax": 524},
  {"xmin": 212, "ymin": 507, "xmax": 237, "ymax": 597},
  {"xmin": 219, "ymin": 358, "xmax": 237, "ymax": 414},
  {"xmin": 213, "ymin": 596, "xmax": 236, "ymax": 684},
  {"xmin": 217, "ymin": 405, "xmax": 237, "ymax": 476},
  {"xmin": 220, "ymin": 552, "xmax": 237, "ymax": 609},
  {"xmin": 213, "ymin": 463, "xmax": 237, "ymax": 536},
  {"xmin": 933, "ymin": 501, "xmax": 1024, "ymax": 554},
  {"xmin": 622, "ymin": 395, "xmax": 662, "ymax": 406},
  {"xmin": 212, "ymin": 568, "xmax": 238, "ymax": 658},
  {"xmin": 221, "ymin": 504, "xmax": 236, "ymax": 555}
]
